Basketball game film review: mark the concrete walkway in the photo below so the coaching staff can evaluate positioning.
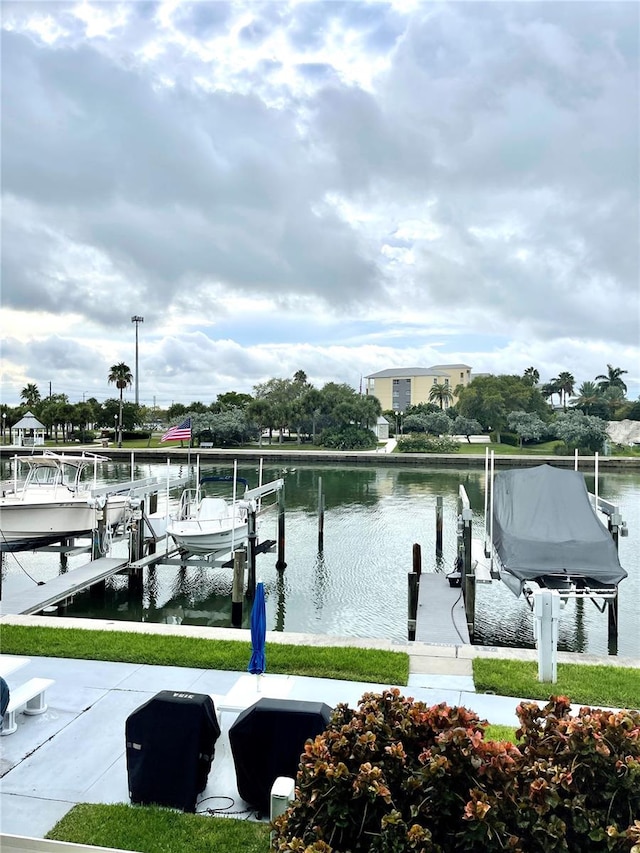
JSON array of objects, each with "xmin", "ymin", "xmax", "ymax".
[{"xmin": 1, "ymin": 615, "xmax": 638, "ymax": 841}]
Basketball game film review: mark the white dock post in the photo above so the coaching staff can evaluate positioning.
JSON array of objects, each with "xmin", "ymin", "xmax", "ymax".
[{"xmin": 533, "ymin": 589, "xmax": 561, "ymax": 682}]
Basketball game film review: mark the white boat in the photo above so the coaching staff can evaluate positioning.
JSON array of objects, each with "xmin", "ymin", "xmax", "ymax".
[
  {"xmin": 166, "ymin": 475, "xmax": 251, "ymax": 555},
  {"xmin": 165, "ymin": 470, "xmax": 285, "ymax": 556},
  {"xmin": 0, "ymin": 451, "xmax": 130, "ymax": 552}
]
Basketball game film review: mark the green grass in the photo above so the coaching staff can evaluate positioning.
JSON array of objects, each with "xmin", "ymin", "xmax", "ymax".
[
  {"xmin": 473, "ymin": 657, "xmax": 640, "ymax": 709},
  {"xmin": 0, "ymin": 624, "xmax": 409, "ymax": 685},
  {"xmin": 485, "ymin": 724, "xmax": 519, "ymax": 742},
  {"xmin": 46, "ymin": 803, "xmax": 270, "ymax": 853}
]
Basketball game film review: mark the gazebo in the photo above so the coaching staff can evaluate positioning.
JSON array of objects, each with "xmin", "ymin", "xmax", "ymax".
[
  {"xmin": 374, "ymin": 415, "xmax": 390, "ymax": 441},
  {"xmin": 11, "ymin": 411, "xmax": 46, "ymax": 447}
]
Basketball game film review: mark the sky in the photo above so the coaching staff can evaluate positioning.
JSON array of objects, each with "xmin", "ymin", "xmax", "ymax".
[{"xmin": 1, "ymin": 0, "xmax": 639, "ymax": 410}]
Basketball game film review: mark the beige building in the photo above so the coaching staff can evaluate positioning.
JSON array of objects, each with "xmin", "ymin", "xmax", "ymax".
[{"xmin": 365, "ymin": 365, "xmax": 472, "ymax": 411}]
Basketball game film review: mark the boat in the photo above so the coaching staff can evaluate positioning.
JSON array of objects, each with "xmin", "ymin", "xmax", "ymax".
[
  {"xmin": 0, "ymin": 451, "xmax": 130, "ymax": 552},
  {"xmin": 166, "ymin": 475, "xmax": 252, "ymax": 555},
  {"xmin": 488, "ymin": 464, "xmax": 627, "ymax": 600},
  {"xmin": 165, "ymin": 469, "xmax": 285, "ymax": 557}
]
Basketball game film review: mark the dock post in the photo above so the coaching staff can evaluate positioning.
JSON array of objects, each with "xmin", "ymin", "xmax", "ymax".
[
  {"xmin": 231, "ymin": 548, "xmax": 246, "ymax": 627},
  {"xmin": 435, "ymin": 496, "xmax": 443, "ymax": 559},
  {"xmin": 317, "ymin": 477, "xmax": 325, "ymax": 551},
  {"xmin": 92, "ymin": 507, "xmax": 106, "ymax": 561},
  {"xmin": 407, "ymin": 572, "xmax": 419, "ymax": 641},
  {"xmin": 147, "ymin": 492, "xmax": 158, "ymax": 555},
  {"xmin": 275, "ymin": 486, "xmax": 286, "ymax": 571},
  {"xmin": 608, "ymin": 593, "xmax": 619, "ymax": 656},
  {"xmin": 247, "ymin": 507, "xmax": 257, "ymax": 595},
  {"xmin": 60, "ymin": 539, "xmax": 69, "ymax": 572},
  {"xmin": 412, "ymin": 543, "xmax": 422, "ymax": 575}
]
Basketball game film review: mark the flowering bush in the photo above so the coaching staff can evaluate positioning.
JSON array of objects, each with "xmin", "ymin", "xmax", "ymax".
[{"xmin": 271, "ymin": 689, "xmax": 640, "ymax": 853}]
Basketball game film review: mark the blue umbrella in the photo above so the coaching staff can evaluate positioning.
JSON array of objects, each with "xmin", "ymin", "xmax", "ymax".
[{"xmin": 248, "ymin": 582, "xmax": 266, "ymax": 683}]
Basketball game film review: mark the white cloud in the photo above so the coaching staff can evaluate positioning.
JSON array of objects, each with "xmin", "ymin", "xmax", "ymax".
[{"xmin": 1, "ymin": 0, "xmax": 638, "ymax": 407}]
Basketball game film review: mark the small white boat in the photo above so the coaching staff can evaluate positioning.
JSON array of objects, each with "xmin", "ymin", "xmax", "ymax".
[
  {"xmin": 166, "ymin": 492, "xmax": 250, "ymax": 555},
  {"xmin": 165, "ymin": 469, "xmax": 285, "ymax": 556},
  {"xmin": 0, "ymin": 451, "xmax": 130, "ymax": 552}
]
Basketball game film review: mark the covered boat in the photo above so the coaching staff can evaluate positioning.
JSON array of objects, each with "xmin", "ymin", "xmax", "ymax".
[{"xmin": 491, "ymin": 464, "xmax": 627, "ymax": 597}]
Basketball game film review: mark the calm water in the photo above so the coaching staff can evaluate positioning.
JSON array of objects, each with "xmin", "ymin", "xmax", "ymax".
[{"xmin": 1, "ymin": 458, "xmax": 638, "ymax": 657}]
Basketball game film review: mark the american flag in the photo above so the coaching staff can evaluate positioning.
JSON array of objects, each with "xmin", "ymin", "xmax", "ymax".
[{"xmin": 161, "ymin": 417, "xmax": 192, "ymax": 443}]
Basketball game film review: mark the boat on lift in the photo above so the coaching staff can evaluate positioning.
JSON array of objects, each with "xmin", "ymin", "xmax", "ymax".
[
  {"xmin": 487, "ymin": 463, "xmax": 627, "ymax": 601},
  {"xmin": 166, "ymin": 470, "xmax": 284, "ymax": 556},
  {"xmin": 0, "ymin": 451, "xmax": 130, "ymax": 552}
]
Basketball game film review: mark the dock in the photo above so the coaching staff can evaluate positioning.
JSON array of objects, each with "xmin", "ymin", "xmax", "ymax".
[
  {"xmin": 414, "ymin": 573, "xmax": 470, "ymax": 645},
  {"xmin": 0, "ymin": 556, "xmax": 130, "ymax": 616}
]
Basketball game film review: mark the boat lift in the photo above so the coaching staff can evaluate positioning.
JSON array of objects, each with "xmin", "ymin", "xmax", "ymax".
[{"xmin": 480, "ymin": 450, "xmax": 628, "ymax": 681}]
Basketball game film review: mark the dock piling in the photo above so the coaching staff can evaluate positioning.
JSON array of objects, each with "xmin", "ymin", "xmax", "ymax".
[
  {"xmin": 232, "ymin": 548, "xmax": 246, "ymax": 627},
  {"xmin": 435, "ymin": 496, "xmax": 443, "ymax": 558},
  {"xmin": 317, "ymin": 477, "xmax": 325, "ymax": 551},
  {"xmin": 275, "ymin": 486, "xmax": 286, "ymax": 571}
]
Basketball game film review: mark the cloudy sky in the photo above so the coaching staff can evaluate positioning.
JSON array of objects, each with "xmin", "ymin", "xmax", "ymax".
[{"xmin": 2, "ymin": 0, "xmax": 638, "ymax": 409}]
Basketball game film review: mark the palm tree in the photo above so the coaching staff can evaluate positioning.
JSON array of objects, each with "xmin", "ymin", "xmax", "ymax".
[
  {"xmin": 428, "ymin": 382, "xmax": 454, "ymax": 410},
  {"xmin": 108, "ymin": 362, "xmax": 133, "ymax": 447},
  {"xmin": 595, "ymin": 364, "xmax": 628, "ymax": 395},
  {"xmin": 572, "ymin": 381, "xmax": 602, "ymax": 416},
  {"xmin": 523, "ymin": 366, "xmax": 540, "ymax": 386},
  {"xmin": 20, "ymin": 383, "xmax": 41, "ymax": 408},
  {"xmin": 543, "ymin": 378, "xmax": 562, "ymax": 408},
  {"xmin": 556, "ymin": 371, "xmax": 575, "ymax": 411}
]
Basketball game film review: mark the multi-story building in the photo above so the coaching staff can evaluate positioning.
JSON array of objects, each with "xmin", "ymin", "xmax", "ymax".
[{"xmin": 365, "ymin": 365, "xmax": 473, "ymax": 411}]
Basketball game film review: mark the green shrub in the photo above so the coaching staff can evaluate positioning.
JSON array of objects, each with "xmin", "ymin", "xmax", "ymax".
[
  {"xmin": 272, "ymin": 689, "xmax": 640, "ymax": 853},
  {"xmin": 318, "ymin": 427, "xmax": 377, "ymax": 450},
  {"xmin": 397, "ymin": 435, "xmax": 459, "ymax": 453}
]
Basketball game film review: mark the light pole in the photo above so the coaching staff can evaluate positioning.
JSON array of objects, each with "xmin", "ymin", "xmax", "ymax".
[
  {"xmin": 131, "ymin": 315, "xmax": 144, "ymax": 406},
  {"xmin": 114, "ymin": 413, "xmax": 119, "ymax": 447},
  {"xmin": 2, "ymin": 412, "xmax": 6, "ymax": 445}
]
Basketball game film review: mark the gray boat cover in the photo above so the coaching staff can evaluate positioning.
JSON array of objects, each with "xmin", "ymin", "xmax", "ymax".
[{"xmin": 492, "ymin": 465, "xmax": 627, "ymax": 593}]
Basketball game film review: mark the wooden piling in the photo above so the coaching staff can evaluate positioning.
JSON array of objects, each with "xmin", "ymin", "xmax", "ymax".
[
  {"xmin": 147, "ymin": 492, "xmax": 158, "ymax": 555},
  {"xmin": 92, "ymin": 505, "xmax": 106, "ymax": 561},
  {"xmin": 318, "ymin": 477, "xmax": 325, "ymax": 551},
  {"xmin": 60, "ymin": 539, "xmax": 69, "ymax": 572},
  {"xmin": 247, "ymin": 508, "xmax": 257, "ymax": 596},
  {"xmin": 435, "ymin": 496, "xmax": 443, "ymax": 558},
  {"xmin": 275, "ymin": 485, "xmax": 287, "ymax": 571},
  {"xmin": 232, "ymin": 548, "xmax": 246, "ymax": 627},
  {"xmin": 608, "ymin": 594, "xmax": 619, "ymax": 656},
  {"xmin": 407, "ymin": 572, "xmax": 419, "ymax": 641},
  {"xmin": 412, "ymin": 543, "xmax": 422, "ymax": 575}
]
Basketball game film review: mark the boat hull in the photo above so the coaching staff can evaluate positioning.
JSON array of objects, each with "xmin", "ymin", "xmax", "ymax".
[
  {"xmin": 167, "ymin": 520, "xmax": 249, "ymax": 555},
  {"xmin": 0, "ymin": 497, "xmax": 128, "ymax": 552}
]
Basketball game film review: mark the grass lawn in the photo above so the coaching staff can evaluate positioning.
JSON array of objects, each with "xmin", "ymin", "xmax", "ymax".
[
  {"xmin": 47, "ymin": 803, "xmax": 270, "ymax": 853},
  {"xmin": 0, "ymin": 624, "xmax": 409, "ymax": 685},
  {"xmin": 473, "ymin": 657, "xmax": 640, "ymax": 709}
]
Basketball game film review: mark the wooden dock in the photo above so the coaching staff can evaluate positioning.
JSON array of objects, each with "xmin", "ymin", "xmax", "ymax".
[
  {"xmin": 0, "ymin": 557, "xmax": 129, "ymax": 616},
  {"xmin": 414, "ymin": 573, "xmax": 470, "ymax": 645}
]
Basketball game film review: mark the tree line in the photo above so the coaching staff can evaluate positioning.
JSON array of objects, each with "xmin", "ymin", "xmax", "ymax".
[{"xmin": 4, "ymin": 362, "xmax": 637, "ymax": 451}]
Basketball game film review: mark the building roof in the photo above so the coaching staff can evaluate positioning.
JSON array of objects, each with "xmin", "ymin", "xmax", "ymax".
[
  {"xmin": 366, "ymin": 364, "xmax": 472, "ymax": 379},
  {"xmin": 12, "ymin": 411, "xmax": 45, "ymax": 430}
]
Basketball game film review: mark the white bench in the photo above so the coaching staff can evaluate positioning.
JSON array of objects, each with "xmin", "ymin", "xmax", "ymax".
[
  {"xmin": 1, "ymin": 834, "xmax": 139, "ymax": 852},
  {"xmin": 200, "ymin": 442, "xmax": 214, "ymax": 448},
  {"xmin": 2, "ymin": 678, "xmax": 55, "ymax": 736}
]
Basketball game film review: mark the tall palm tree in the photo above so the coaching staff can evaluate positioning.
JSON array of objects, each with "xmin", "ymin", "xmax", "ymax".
[
  {"xmin": 108, "ymin": 362, "xmax": 133, "ymax": 447},
  {"xmin": 556, "ymin": 371, "xmax": 575, "ymax": 411},
  {"xmin": 523, "ymin": 366, "xmax": 540, "ymax": 386},
  {"xmin": 20, "ymin": 383, "xmax": 41, "ymax": 408},
  {"xmin": 543, "ymin": 378, "xmax": 562, "ymax": 408},
  {"xmin": 572, "ymin": 381, "xmax": 602, "ymax": 416},
  {"xmin": 595, "ymin": 364, "xmax": 628, "ymax": 395},
  {"xmin": 428, "ymin": 382, "xmax": 454, "ymax": 410}
]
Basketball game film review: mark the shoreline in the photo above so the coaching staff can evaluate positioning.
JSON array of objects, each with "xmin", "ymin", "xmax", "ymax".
[{"xmin": 2, "ymin": 445, "xmax": 639, "ymax": 471}]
